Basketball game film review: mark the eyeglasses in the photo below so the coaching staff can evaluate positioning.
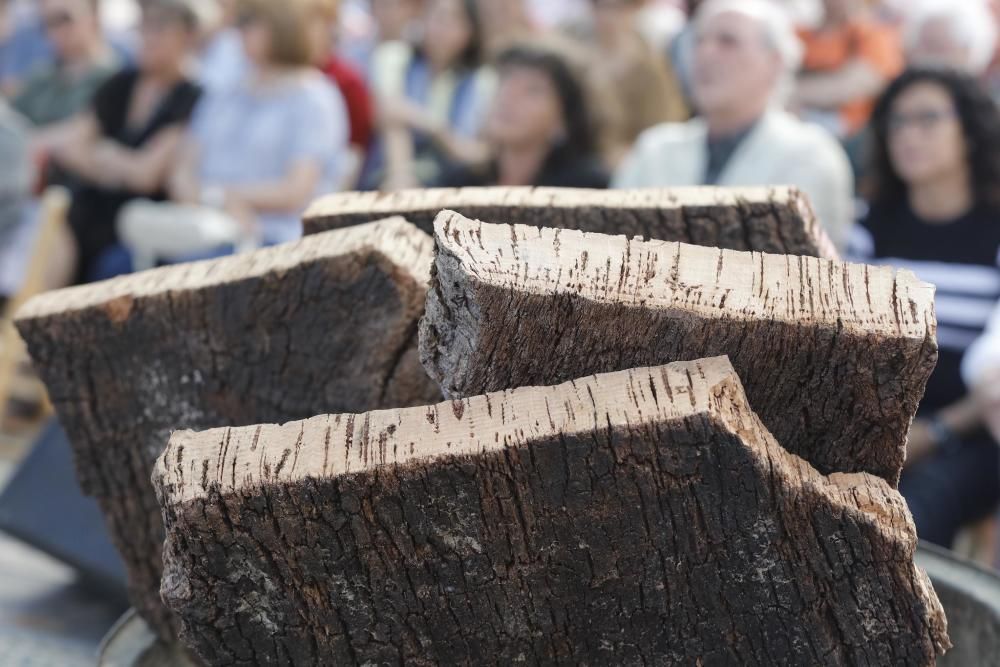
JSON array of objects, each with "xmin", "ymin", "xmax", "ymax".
[
  {"xmin": 42, "ymin": 11, "xmax": 74, "ymax": 31},
  {"xmin": 887, "ymin": 109, "xmax": 957, "ymax": 133}
]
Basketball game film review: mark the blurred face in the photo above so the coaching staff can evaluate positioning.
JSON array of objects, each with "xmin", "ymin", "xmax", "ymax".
[
  {"xmin": 372, "ymin": 0, "xmax": 418, "ymax": 41},
  {"xmin": 218, "ymin": 0, "xmax": 239, "ymax": 24},
  {"xmin": 423, "ymin": 0, "xmax": 474, "ymax": 68},
  {"xmin": 887, "ymin": 82, "xmax": 967, "ymax": 188},
  {"xmin": 40, "ymin": 0, "xmax": 99, "ymax": 60},
  {"xmin": 138, "ymin": 8, "xmax": 194, "ymax": 73},
  {"xmin": 908, "ymin": 18, "xmax": 970, "ymax": 72},
  {"xmin": 239, "ymin": 15, "xmax": 273, "ymax": 66},
  {"xmin": 487, "ymin": 65, "xmax": 565, "ymax": 148},
  {"xmin": 692, "ymin": 11, "xmax": 779, "ymax": 116}
]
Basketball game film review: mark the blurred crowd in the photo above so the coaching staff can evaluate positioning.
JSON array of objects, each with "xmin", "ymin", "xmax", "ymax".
[{"xmin": 1, "ymin": 0, "xmax": 1000, "ymax": 552}]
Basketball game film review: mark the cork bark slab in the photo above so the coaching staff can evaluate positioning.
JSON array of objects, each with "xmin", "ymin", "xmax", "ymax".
[
  {"xmin": 420, "ymin": 212, "xmax": 938, "ymax": 486},
  {"xmin": 303, "ymin": 186, "xmax": 838, "ymax": 259},
  {"xmin": 14, "ymin": 218, "xmax": 442, "ymax": 641},
  {"xmin": 154, "ymin": 358, "xmax": 949, "ymax": 666}
]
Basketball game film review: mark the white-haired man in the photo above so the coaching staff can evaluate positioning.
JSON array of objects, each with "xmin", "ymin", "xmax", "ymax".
[
  {"xmin": 905, "ymin": 0, "xmax": 998, "ymax": 76},
  {"xmin": 613, "ymin": 0, "xmax": 854, "ymax": 252}
]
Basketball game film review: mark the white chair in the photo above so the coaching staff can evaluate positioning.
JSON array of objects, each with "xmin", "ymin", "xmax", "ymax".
[{"xmin": 116, "ymin": 200, "xmax": 258, "ymax": 272}]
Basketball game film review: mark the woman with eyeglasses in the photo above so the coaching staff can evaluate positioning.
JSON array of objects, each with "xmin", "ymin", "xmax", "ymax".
[
  {"xmin": 45, "ymin": 0, "xmax": 203, "ymax": 282},
  {"xmin": 850, "ymin": 67, "xmax": 1000, "ymax": 548}
]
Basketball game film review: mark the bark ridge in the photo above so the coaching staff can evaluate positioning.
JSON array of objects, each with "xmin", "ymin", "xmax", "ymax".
[
  {"xmin": 15, "ymin": 218, "xmax": 442, "ymax": 640},
  {"xmin": 303, "ymin": 186, "xmax": 838, "ymax": 258},
  {"xmin": 419, "ymin": 211, "xmax": 938, "ymax": 486},
  {"xmin": 154, "ymin": 357, "xmax": 949, "ymax": 666}
]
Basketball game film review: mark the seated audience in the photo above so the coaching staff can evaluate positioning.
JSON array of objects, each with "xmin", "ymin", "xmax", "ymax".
[
  {"xmin": 849, "ymin": 68, "xmax": 1000, "ymax": 548},
  {"xmin": 170, "ymin": 0, "xmax": 348, "ymax": 247},
  {"xmin": 794, "ymin": 0, "xmax": 903, "ymax": 141},
  {"xmin": 614, "ymin": 0, "xmax": 854, "ymax": 251},
  {"xmin": 904, "ymin": 0, "xmax": 998, "ymax": 76},
  {"xmin": 47, "ymin": 0, "xmax": 204, "ymax": 282},
  {"xmin": 306, "ymin": 0, "xmax": 374, "ymax": 190},
  {"xmin": 439, "ymin": 41, "xmax": 609, "ymax": 189},
  {"xmin": 13, "ymin": 0, "xmax": 119, "ymax": 130},
  {"xmin": 590, "ymin": 0, "xmax": 689, "ymax": 166},
  {"xmin": 368, "ymin": 0, "xmax": 495, "ymax": 189}
]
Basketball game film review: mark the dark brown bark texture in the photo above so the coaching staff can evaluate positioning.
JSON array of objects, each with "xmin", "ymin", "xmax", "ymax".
[
  {"xmin": 420, "ymin": 212, "xmax": 938, "ymax": 487},
  {"xmin": 154, "ymin": 358, "xmax": 950, "ymax": 666},
  {"xmin": 303, "ymin": 186, "xmax": 839, "ymax": 259},
  {"xmin": 14, "ymin": 218, "xmax": 442, "ymax": 641}
]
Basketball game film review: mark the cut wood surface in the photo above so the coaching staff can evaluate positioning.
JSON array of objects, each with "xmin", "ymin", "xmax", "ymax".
[
  {"xmin": 154, "ymin": 358, "xmax": 949, "ymax": 666},
  {"xmin": 15, "ymin": 218, "xmax": 442, "ymax": 641},
  {"xmin": 421, "ymin": 212, "xmax": 938, "ymax": 486},
  {"xmin": 303, "ymin": 186, "xmax": 839, "ymax": 259}
]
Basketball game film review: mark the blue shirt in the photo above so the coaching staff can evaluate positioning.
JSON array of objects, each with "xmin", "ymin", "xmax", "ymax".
[{"xmin": 191, "ymin": 71, "xmax": 349, "ymax": 244}]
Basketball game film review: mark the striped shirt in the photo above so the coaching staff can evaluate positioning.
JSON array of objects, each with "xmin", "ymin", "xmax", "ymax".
[{"xmin": 849, "ymin": 202, "xmax": 1000, "ymax": 412}]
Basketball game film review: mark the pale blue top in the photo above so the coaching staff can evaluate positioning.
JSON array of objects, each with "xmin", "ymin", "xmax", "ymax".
[{"xmin": 191, "ymin": 71, "xmax": 349, "ymax": 244}]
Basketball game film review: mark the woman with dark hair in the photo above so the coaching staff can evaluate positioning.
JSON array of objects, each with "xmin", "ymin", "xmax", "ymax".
[
  {"xmin": 851, "ymin": 67, "xmax": 1000, "ymax": 548},
  {"xmin": 367, "ymin": 0, "xmax": 496, "ymax": 189},
  {"xmin": 46, "ymin": 0, "xmax": 204, "ymax": 282},
  {"xmin": 439, "ymin": 41, "xmax": 609, "ymax": 189}
]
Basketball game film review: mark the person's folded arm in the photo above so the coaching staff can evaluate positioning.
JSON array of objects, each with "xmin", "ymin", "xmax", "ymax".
[
  {"xmin": 45, "ymin": 113, "xmax": 103, "ymax": 179},
  {"xmin": 32, "ymin": 114, "xmax": 93, "ymax": 156},
  {"xmin": 426, "ymin": 123, "xmax": 490, "ymax": 167},
  {"xmin": 907, "ymin": 397, "xmax": 986, "ymax": 468},
  {"xmin": 92, "ymin": 126, "xmax": 187, "ymax": 194},
  {"xmin": 225, "ymin": 160, "xmax": 323, "ymax": 214},
  {"xmin": 794, "ymin": 59, "xmax": 888, "ymax": 111},
  {"xmin": 168, "ymin": 137, "xmax": 204, "ymax": 205}
]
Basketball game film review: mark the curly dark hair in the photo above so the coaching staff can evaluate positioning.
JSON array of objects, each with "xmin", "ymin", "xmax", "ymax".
[
  {"xmin": 495, "ymin": 41, "xmax": 601, "ymax": 161},
  {"xmin": 866, "ymin": 67, "xmax": 1000, "ymax": 209}
]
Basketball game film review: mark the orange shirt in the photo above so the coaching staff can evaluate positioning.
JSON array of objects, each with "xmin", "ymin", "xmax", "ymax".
[{"xmin": 798, "ymin": 20, "xmax": 904, "ymax": 135}]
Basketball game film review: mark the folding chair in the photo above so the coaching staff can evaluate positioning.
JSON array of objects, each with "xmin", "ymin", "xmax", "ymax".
[{"xmin": 0, "ymin": 187, "xmax": 71, "ymax": 429}]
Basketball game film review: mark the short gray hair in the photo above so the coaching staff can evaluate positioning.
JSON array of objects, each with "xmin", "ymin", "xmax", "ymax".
[
  {"xmin": 905, "ymin": 0, "xmax": 998, "ymax": 75},
  {"xmin": 696, "ymin": 0, "xmax": 804, "ymax": 73},
  {"xmin": 695, "ymin": 0, "xmax": 804, "ymax": 104}
]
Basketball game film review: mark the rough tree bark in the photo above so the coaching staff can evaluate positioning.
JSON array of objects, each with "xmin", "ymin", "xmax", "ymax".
[
  {"xmin": 303, "ymin": 186, "xmax": 838, "ymax": 259},
  {"xmin": 154, "ymin": 358, "xmax": 950, "ymax": 666},
  {"xmin": 14, "ymin": 218, "xmax": 442, "ymax": 641},
  {"xmin": 420, "ymin": 211, "xmax": 938, "ymax": 486}
]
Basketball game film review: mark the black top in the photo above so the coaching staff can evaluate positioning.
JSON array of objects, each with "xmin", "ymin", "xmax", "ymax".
[
  {"xmin": 703, "ymin": 121, "xmax": 757, "ymax": 186},
  {"xmin": 851, "ymin": 201, "xmax": 1000, "ymax": 412},
  {"xmin": 68, "ymin": 68, "xmax": 201, "ymax": 281},
  {"xmin": 438, "ymin": 148, "xmax": 610, "ymax": 189}
]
